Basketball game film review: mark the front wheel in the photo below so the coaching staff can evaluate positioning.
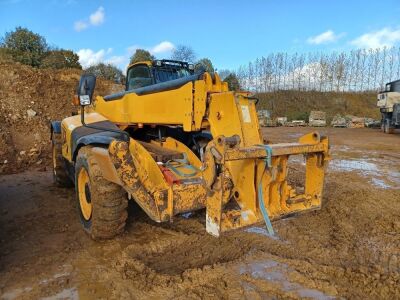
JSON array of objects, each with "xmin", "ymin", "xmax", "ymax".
[{"xmin": 75, "ymin": 146, "xmax": 128, "ymax": 240}]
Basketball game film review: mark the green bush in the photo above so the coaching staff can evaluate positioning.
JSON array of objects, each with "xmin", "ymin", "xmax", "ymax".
[
  {"xmin": 41, "ymin": 50, "xmax": 81, "ymax": 69},
  {"xmin": 224, "ymin": 73, "xmax": 241, "ymax": 91},
  {"xmin": 85, "ymin": 63, "xmax": 125, "ymax": 83},
  {"xmin": 130, "ymin": 49, "xmax": 154, "ymax": 64},
  {"xmin": 1, "ymin": 26, "xmax": 81, "ymax": 69},
  {"xmin": 1, "ymin": 26, "xmax": 48, "ymax": 67}
]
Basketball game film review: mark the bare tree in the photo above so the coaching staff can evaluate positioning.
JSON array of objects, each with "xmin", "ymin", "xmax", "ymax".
[
  {"xmin": 170, "ymin": 45, "xmax": 196, "ymax": 62},
  {"xmin": 379, "ymin": 47, "xmax": 388, "ymax": 89},
  {"xmin": 236, "ymin": 46, "xmax": 400, "ymax": 93},
  {"xmin": 387, "ymin": 47, "xmax": 396, "ymax": 83}
]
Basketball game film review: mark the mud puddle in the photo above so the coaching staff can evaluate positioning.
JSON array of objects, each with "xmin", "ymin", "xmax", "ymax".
[
  {"xmin": 239, "ymin": 259, "xmax": 335, "ymax": 300},
  {"xmin": 329, "ymin": 158, "xmax": 400, "ymax": 189},
  {"xmin": 245, "ymin": 226, "xmax": 281, "ymax": 240},
  {"xmin": 41, "ymin": 287, "xmax": 79, "ymax": 300},
  {"xmin": 287, "ymin": 145, "xmax": 400, "ymax": 189},
  {"xmin": 1, "ymin": 287, "xmax": 33, "ymax": 300}
]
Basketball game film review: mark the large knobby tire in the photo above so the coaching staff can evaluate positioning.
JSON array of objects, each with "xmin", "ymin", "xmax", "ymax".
[
  {"xmin": 75, "ymin": 146, "xmax": 128, "ymax": 240},
  {"xmin": 52, "ymin": 132, "xmax": 73, "ymax": 187}
]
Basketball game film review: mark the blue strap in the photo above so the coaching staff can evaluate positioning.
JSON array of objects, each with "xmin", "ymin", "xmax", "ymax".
[
  {"xmin": 257, "ymin": 145, "xmax": 275, "ymax": 236},
  {"xmin": 258, "ymin": 181, "xmax": 275, "ymax": 236},
  {"xmin": 263, "ymin": 145, "xmax": 272, "ymax": 168}
]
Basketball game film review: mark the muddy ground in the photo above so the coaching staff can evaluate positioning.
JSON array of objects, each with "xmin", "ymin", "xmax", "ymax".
[{"xmin": 0, "ymin": 127, "xmax": 399, "ymax": 299}]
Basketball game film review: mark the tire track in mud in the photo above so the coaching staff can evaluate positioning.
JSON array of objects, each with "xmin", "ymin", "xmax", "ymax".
[
  {"xmin": 69, "ymin": 210, "xmax": 275, "ymax": 299},
  {"xmin": 112, "ymin": 218, "xmax": 256, "ymax": 294},
  {"xmin": 69, "ymin": 168, "xmax": 400, "ymax": 299},
  {"xmin": 86, "ymin": 209, "xmax": 331, "ymax": 299}
]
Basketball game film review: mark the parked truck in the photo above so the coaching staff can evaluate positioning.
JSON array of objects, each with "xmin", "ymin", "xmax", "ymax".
[
  {"xmin": 256, "ymin": 110, "xmax": 271, "ymax": 127},
  {"xmin": 377, "ymin": 79, "xmax": 400, "ymax": 134},
  {"xmin": 309, "ymin": 111, "xmax": 326, "ymax": 127}
]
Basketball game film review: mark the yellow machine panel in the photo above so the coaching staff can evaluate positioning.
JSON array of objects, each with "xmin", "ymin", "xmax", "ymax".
[{"xmin": 95, "ymin": 82, "xmax": 194, "ymax": 131}]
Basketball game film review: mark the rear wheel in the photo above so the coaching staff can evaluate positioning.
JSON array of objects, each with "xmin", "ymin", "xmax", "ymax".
[
  {"xmin": 75, "ymin": 146, "xmax": 128, "ymax": 240},
  {"xmin": 52, "ymin": 132, "xmax": 73, "ymax": 187}
]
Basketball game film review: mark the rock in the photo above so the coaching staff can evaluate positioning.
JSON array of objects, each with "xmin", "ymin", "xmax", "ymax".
[
  {"xmin": 27, "ymin": 109, "xmax": 37, "ymax": 118},
  {"xmin": 19, "ymin": 151, "xmax": 26, "ymax": 156},
  {"xmin": 3, "ymin": 160, "xmax": 7, "ymax": 164},
  {"xmin": 36, "ymin": 159, "xmax": 42, "ymax": 165}
]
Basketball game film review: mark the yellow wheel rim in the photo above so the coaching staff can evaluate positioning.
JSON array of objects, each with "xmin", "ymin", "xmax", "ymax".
[{"xmin": 78, "ymin": 168, "xmax": 92, "ymax": 220}]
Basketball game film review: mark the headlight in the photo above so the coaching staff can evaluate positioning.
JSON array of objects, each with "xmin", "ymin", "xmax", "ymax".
[
  {"xmin": 156, "ymin": 60, "xmax": 162, "ymax": 66},
  {"xmin": 188, "ymin": 64, "xmax": 194, "ymax": 70}
]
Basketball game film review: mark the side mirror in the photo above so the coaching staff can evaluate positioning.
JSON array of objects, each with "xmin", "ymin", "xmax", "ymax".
[{"xmin": 77, "ymin": 74, "xmax": 96, "ymax": 106}]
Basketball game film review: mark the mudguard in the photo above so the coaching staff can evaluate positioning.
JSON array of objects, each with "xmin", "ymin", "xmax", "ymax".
[
  {"xmin": 50, "ymin": 120, "xmax": 61, "ymax": 139},
  {"xmin": 70, "ymin": 121, "xmax": 129, "ymax": 160}
]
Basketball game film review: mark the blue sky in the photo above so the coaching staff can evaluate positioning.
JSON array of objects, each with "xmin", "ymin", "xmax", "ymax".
[{"xmin": 1, "ymin": 0, "xmax": 400, "ymax": 71}]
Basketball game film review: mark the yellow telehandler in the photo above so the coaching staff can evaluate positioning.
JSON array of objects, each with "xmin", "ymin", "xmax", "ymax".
[{"xmin": 51, "ymin": 60, "xmax": 329, "ymax": 239}]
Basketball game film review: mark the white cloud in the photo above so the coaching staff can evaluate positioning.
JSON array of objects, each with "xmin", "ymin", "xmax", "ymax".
[
  {"xmin": 77, "ymin": 41, "xmax": 175, "ymax": 70},
  {"xmin": 106, "ymin": 55, "xmax": 126, "ymax": 66},
  {"xmin": 77, "ymin": 48, "xmax": 129, "ymax": 69},
  {"xmin": 351, "ymin": 27, "xmax": 400, "ymax": 49},
  {"xmin": 150, "ymin": 41, "xmax": 175, "ymax": 54},
  {"xmin": 89, "ymin": 6, "xmax": 105, "ymax": 26},
  {"xmin": 77, "ymin": 49, "xmax": 107, "ymax": 68},
  {"xmin": 127, "ymin": 41, "xmax": 176, "ymax": 55},
  {"xmin": 74, "ymin": 21, "xmax": 88, "ymax": 32},
  {"xmin": 74, "ymin": 6, "xmax": 105, "ymax": 32},
  {"xmin": 307, "ymin": 30, "xmax": 343, "ymax": 45}
]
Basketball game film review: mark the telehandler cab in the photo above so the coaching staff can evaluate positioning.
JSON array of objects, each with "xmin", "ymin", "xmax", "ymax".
[{"xmin": 51, "ymin": 59, "xmax": 329, "ymax": 239}]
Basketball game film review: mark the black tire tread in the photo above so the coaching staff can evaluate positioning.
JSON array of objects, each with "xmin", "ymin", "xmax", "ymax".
[
  {"xmin": 76, "ymin": 146, "xmax": 128, "ymax": 240},
  {"xmin": 52, "ymin": 133, "xmax": 73, "ymax": 187}
]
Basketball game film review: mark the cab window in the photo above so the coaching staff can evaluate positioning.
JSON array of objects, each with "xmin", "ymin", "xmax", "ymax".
[
  {"xmin": 154, "ymin": 67, "xmax": 191, "ymax": 83},
  {"xmin": 127, "ymin": 65, "xmax": 153, "ymax": 90}
]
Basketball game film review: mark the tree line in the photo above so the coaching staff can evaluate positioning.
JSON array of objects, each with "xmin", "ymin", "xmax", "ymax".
[
  {"xmin": 0, "ymin": 27, "xmax": 238, "ymax": 85},
  {"xmin": 0, "ymin": 27, "xmax": 81, "ymax": 69},
  {"xmin": 235, "ymin": 48, "xmax": 400, "ymax": 93},
  {"xmin": 3, "ymin": 26, "xmax": 400, "ymax": 92}
]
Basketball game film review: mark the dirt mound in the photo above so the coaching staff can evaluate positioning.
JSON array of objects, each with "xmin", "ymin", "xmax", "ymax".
[
  {"xmin": 257, "ymin": 90, "xmax": 380, "ymax": 122},
  {"xmin": 0, "ymin": 62, "xmax": 123, "ymax": 174}
]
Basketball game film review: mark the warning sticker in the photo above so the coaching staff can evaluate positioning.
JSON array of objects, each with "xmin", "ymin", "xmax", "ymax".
[{"xmin": 241, "ymin": 105, "xmax": 251, "ymax": 123}]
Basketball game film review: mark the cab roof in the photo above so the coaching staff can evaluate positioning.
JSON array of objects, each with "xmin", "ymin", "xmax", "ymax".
[
  {"xmin": 127, "ymin": 60, "xmax": 152, "ymax": 70},
  {"xmin": 127, "ymin": 59, "xmax": 192, "ymax": 71}
]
